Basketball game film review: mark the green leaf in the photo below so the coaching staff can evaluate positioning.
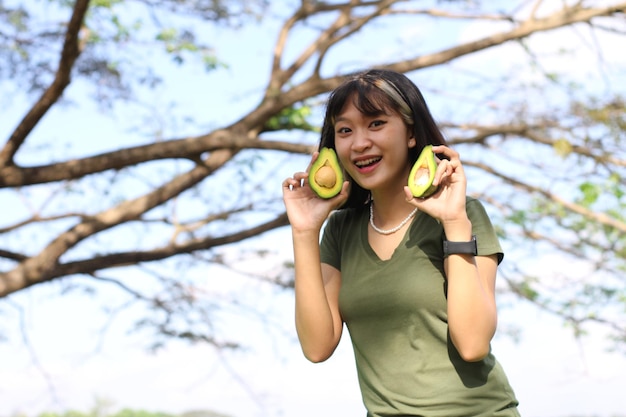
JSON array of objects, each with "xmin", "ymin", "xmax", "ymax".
[
  {"xmin": 578, "ymin": 182, "xmax": 600, "ymax": 207},
  {"xmin": 264, "ymin": 105, "xmax": 316, "ymax": 132}
]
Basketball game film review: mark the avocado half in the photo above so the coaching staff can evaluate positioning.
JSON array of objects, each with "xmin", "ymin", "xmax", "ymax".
[
  {"xmin": 309, "ymin": 147, "xmax": 343, "ymax": 199},
  {"xmin": 408, "ymin": 145, "xmax": 438, "ymax": 198}
]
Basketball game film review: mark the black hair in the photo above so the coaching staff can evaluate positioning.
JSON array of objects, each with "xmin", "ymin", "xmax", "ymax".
[{"xmin": 318, "ymin": 69, "xmax": 448, "ymax": 209}]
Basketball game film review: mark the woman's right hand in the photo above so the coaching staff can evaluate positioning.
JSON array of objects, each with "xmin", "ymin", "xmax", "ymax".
[{"xmin": 282, "ymin": 152, "xmax": 349, "ymax": 233}]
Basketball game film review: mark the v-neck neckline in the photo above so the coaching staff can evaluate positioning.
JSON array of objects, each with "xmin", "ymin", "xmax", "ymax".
[{"xmin": 362, "ymin": 209, "xmax": 418, "ymax": 263}]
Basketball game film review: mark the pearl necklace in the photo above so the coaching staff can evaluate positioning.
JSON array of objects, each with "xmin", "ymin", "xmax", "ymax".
[{"xmin": 369, "ymin": 203, "xmax": 418, "ymax": 235}]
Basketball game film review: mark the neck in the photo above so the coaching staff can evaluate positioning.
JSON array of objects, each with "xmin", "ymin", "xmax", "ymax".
[{"xmin": 370, "ymin": 190, "xmax": 415, "ymax": 226}]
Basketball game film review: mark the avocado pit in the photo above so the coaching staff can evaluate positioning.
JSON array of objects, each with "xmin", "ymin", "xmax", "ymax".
[{"xmin": 314, "ymin": 165, "xmax": 337, "ymax": 188}]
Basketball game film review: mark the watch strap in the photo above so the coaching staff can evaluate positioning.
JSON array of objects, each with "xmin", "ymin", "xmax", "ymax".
[{"xmin": 443, "ymin": 235, "xmax": 477, "ymax": 258}]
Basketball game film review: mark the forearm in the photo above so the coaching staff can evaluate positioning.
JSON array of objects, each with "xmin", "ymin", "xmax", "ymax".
[
  {"xmin": 292, "ymin": 229, "xmax": 342, "ymax": 362},
  {"xmin": 443, "ymin": 218, "xmax": 497, "ymax": 362}
]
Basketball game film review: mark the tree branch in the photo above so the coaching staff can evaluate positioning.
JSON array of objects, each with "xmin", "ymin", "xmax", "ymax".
[
  {"xmin": 0, "ymin": 211, "xmax": 289, "ymax": 297},
  {"xmin": 0, "ymin": 150, "xmax": 235, "ymax": 296},
  {"xmin": 387, "ymin": 2, "xmax": 626, "ymax": 75},
  {"xmin": 0, "ymin": 0, "xmax": 89, "ymax": 166},
  {"xmin": 242, "ymin": 1, "xmax": 626, "ymax": 132},
  {"xmin": 465, "ymin": 160, "xmax": 626, "ymax": 234},
  {"xmin": 0, "ymin": 130, "xmax": 313, "ymax": 187},
  {"xmin": 3, "ymin": 3, "xmax": 623, "ymax": 187}
]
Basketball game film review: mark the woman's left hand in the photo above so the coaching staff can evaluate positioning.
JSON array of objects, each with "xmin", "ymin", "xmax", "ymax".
[{"xmin": 403, "ymin": 145, "xmax": 468, "ymax": 225}]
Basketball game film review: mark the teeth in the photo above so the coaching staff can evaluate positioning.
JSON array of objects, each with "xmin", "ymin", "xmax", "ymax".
[{"xmin": 355, "ymin": 157, "xmax": 381, "ymax": 167}]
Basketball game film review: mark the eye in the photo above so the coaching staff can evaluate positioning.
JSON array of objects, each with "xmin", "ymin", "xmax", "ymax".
[
  {"xmin": 336, "ymin": 126, "xmax": 352, "ymax": 135},
  {"xmin": 370, "ymin": 119, "xmax": 386, "ymax": 128}
]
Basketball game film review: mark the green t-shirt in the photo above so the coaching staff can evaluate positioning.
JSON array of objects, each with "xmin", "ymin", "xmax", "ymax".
[{"xmin": 320, "ymin": 198, "xmax": 519, "ymax": 417}]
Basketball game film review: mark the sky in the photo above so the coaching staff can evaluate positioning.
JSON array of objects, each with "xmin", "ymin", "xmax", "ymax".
[{"xmin": 1, "ymin": 1, "xmax": 626, "ymax": 417}]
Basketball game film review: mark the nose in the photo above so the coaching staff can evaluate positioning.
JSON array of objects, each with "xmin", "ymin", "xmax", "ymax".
[{"xmin": 351, "ymin": 128, "xmax": 372, "ymax": 153}]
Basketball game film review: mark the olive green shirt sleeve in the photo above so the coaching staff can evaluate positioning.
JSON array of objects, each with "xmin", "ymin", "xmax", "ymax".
[
  {"xmin": 319, "ymin": 209, "xmax": 347, "ymax": 270},
  {"xmin": 464, "ymin": 197, "xmax": 504, "ymax": 264}
]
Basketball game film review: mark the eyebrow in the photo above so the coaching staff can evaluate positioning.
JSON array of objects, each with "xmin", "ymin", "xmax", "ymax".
[{"xmin": 334, "ymin": 110, "xmax": 387, "ymax": 124}]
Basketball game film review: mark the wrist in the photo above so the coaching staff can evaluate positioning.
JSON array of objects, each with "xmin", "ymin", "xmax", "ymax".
[
  {"xmin": 292, "ymin": 227, "xmax": 321, "ymax": 241},
  {"xmin": 442, "ymin": 217, "xmax": 472, "ymax": 241}
]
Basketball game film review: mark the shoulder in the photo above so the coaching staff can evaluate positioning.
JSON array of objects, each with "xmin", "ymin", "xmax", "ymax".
[
  {"xmin": 324, "ymin": 206, "xmax": 366, "ymax": 237},
  {"xmin": 328, "ymin": 206, "xmax": 366, "ymax": 224},
  {"xmin": 465, "ymin": 195, "xmax": 483, "ymax": 208},
  {"xmin": 465, "ymin": 196, "xmax": 491, "ymax": 220},
  {"xmin": 320, "ymin": 206, "xmax": 367, "ymax": 268}
]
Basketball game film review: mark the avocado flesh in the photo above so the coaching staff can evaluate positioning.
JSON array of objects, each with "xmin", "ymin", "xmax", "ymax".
[
  {"xmin": 309, "ymin": 147, "xmax": 343, "ymax": 199},
  {"xmin": 408, "ymin": 145, "xmax": 438, "ymax": 198}
]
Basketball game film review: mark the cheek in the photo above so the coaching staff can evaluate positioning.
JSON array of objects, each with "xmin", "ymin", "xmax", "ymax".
[
  {"xmin": 334, "ymin": 142, "xmax": 351, "ymax": 165},
  {"xmin": 335, "ymin": 150, "xmax": 357, "ymax": 179},
  {"xmin": 338, "ymin": 155, "xmax": 353, "ymax": 175}
]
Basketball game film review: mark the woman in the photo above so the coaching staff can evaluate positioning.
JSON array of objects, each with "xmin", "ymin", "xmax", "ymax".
[{"xmin": 282, "ymin": 69, "xmax": 520, "ymax": 416}]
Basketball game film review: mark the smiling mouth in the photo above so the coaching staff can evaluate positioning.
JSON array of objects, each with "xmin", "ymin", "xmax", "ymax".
[{"xmin": 355, "ymin": 157, "xmax": 381, "ymax": 168}]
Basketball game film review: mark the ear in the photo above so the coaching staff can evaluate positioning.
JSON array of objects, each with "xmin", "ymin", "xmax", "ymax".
[{"xmin": 408, "ymin": 137, "xmax": 416, "ymax": 148}]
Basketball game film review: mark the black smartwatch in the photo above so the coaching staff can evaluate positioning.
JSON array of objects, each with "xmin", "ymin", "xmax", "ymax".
[{"xmin": 443, "ymin": 235, "xmax": 477, "ymax": 258}]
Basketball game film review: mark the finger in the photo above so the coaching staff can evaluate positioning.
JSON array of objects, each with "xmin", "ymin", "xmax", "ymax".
[
  {"xmin": 330, "ymin": 180, "xmax": 351, "ymax": 208},
  {"xmin": 283, "ymin": 177, "xmax": 298, "ymax": 191},
  {"xmin": 283, "ymin": 173, "xmax": 307, "ymax": 189},
  {"xmin": 339, "ymin": 180, "xmax": 351, "ymax": 197},
  {"xmin": 403, "ymin": 186, "xmax": 416, "ymax": 203},
  {"xmin": 293, "ymin": 171, "xmax": 309, "ymax": 186},
  {"xmin": 432, "ymin": 159, "xmax": 449, "ymax": 185},
  {"xmin": 432, "ymin": 145, "xmax": 459, "ymax": 161}
]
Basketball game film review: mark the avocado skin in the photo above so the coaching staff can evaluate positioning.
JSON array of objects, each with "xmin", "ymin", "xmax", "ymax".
[
  {"xmin": 408, "ymin": 145, "xmax": 438, "ymax": 198},
  {"xmin": 309, "ymin": 147, "xmax": 344, "ymax": 199}
]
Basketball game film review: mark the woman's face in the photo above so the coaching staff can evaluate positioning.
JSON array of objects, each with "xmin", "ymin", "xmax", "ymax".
[{"xmin": 333, "ymin": 98, "xmax": 416, "ymax": 193}]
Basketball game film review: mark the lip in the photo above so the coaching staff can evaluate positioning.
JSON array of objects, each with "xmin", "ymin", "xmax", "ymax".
[{"xmin": 353, "ymin": 155, "xmax": 382, "ymax": 174}]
